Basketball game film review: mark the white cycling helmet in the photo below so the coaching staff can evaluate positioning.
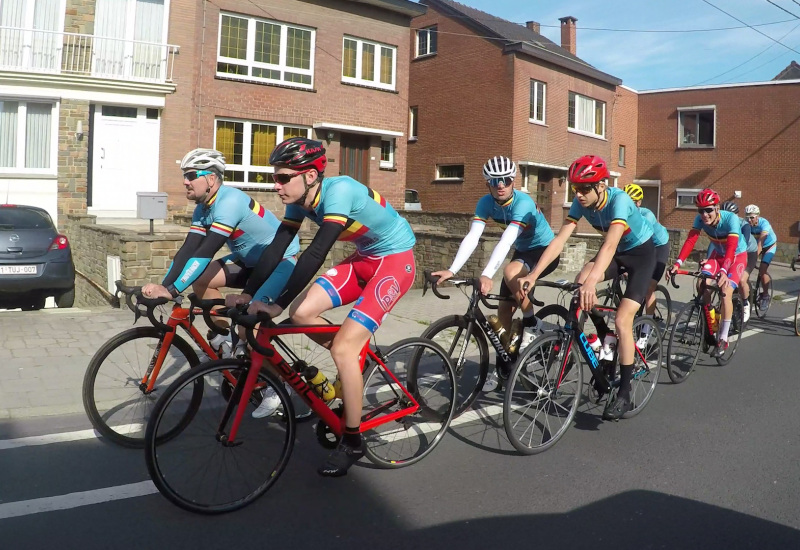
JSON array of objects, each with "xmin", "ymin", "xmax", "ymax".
[
  {"xmin": 744, "ymin": 204, "xmax": 760, "ymax": 216},
  {"xmin": 180, "ymin": 148, "xmax": 226, "ymax": 176},
  {"xmin": 482, "ymin": 156, "xmax": 517, "ymax": 180}
]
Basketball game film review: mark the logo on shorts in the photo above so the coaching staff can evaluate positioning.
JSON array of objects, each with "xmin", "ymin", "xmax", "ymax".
[
  {"xmin": 326, "ymin": 268, "xmax": 338, "ymax": 277},
  {"xmin": 405, "ymin": 264, "xmax": 412, "ymax": 273},
  {"xmin": 375, "ymin": 276, "xmax": 401, "ymax": 312},
  {"xmin": 355, "ymin": 296, "xmax": 364, "ymax": 306}
]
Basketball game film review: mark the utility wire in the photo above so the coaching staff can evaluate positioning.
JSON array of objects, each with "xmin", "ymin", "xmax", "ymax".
[
  {"xmin": 700, "ymin": 0, "xmax": 800, "ymax": 55},
  {"xmin": 765, "ymin": 0, "xmax": 800, "ymax": 19}
]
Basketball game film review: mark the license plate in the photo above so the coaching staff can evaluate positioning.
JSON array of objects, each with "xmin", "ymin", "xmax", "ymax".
[{"xmin": 0, "ymin": 265, "xmax": 37, "ymax": 275}]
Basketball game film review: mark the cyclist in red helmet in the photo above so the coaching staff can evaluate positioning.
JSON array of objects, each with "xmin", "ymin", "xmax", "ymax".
[
  {"xmin": 668, "ymin": 188, "xmax": 747, "ymax": 358},
  {"xmin": 517, "ymin": 155, "xmax": 656, "ymax": 421}
]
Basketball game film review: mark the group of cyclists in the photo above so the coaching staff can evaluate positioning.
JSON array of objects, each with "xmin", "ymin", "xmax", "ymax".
[{"xmin": 141, "ymin": 136, "xmax": 781, "ymax": 477}]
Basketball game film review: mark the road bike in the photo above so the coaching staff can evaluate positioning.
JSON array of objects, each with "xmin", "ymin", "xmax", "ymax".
[
  {"xmin": 665, "ymin": 270, "xmax": 745, "ymax": 383},
  {"xmin": 503, "ymin": 280, "xmax": 662, "ymax": 455},
  {"xmin": 596, "ymin": 268, "xmax": 672, "ymax": 332},
  {"xmin": 144, "ymin": 306, "xmax": 457, "ymax": 514},
  {"xmin": 750, "ymin": 260, "xmax": 774, "ymax": 319}
]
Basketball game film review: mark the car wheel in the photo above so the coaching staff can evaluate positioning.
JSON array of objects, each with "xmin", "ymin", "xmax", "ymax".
[
  {"xmin": 56, "ymin": 287, "xmax": 75, "ymax": 308},
  {"xmin": 22, "ymin": 296, "xmax": 46, "ymax": 311}
]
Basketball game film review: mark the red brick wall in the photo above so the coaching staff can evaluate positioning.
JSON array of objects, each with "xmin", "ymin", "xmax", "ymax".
[
  {"xmin": 638, "ymin": 82, "xmax": 800, "ymax": 244},
  {"xmin": 159, "ymin": 0, "xmax": 414, "ymax": 214}
]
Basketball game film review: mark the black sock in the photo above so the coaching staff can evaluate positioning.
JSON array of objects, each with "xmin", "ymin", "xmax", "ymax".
[
  {"xmin": 342, "ymin": 427, "xmax": 361, "ymax": 448},
  {"xmin": 523, "ymin": 315, "xmax": 537, "ymax": 328},
  {"xmin": 618, "ymin": 364, "xmax": 634, "ymax": 397}
]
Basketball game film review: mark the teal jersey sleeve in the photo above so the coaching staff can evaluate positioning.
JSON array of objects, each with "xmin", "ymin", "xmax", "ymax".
[
  {"xmin": 703, "ymin": 211, "xmax": 746, "ymax": 256},
  {"xmin": 472, "ymin": 192, "xmax": 553, "ymax": 250},
  {"xmin": 639, "ymin": 207, "xmax": 669, "ymax": 247},
  {"xmin": 751, "ymin": 217, "xmax": 777, "ymax": 247},
  {"xmin": 566, "ymin": 188, "xmax": 652, "ymax": 252}
]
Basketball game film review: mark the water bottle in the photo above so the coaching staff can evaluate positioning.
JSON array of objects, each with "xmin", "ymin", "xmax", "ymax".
[
  {"xmin": 303, "ymin": 366, "xmax": 336, "ymax": 402},
  {"xmin": 487, "ymin": 315, "xmax": 508, "ymax": 347},
  {"xmin": 600, "ymin": 333, "xmax": 617, "ymax": 362},
  {"xmin": 507, "ymin": 319, "xmax": 524, "ymax": 355},
  {"xmin": 333, "ymin": 375, "xmax": 344, "ymax": 400},
  {"xmin": 586, "ymin": 333, "xmax": 602, "ymax": 358},
  {"xmin": 710, "ymin": 308, "xmax": 720, "ymax": 333}
]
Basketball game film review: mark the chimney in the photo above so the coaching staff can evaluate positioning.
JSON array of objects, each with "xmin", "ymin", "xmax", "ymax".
[
  {"xmin": 526, "ymin": 21, "xmax": 540, "ymax": 34},
  {"xmin": 559, "ymin": 16, "xmax": 577, "ymax": 55}
]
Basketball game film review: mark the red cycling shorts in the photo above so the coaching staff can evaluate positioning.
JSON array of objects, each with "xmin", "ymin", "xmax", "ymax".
[
  {"xmin": 314, "ymin": 249, "xmax": 416, "ymax": 333},
  {"xmin": 702, "ymin": 251, "xmax": 747, "ymax": 289}
]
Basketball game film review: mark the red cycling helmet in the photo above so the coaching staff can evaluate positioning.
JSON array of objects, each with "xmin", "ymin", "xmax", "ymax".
[
  {"xmin": 568, "ymin": 155, "xmax": 610, "ymax": 184},
  {"xmin": 695, "ymin": 188, "xmax": 720, "ymax": 208},
  {"xmin": 269, "ymin": 137, "xmax": 328, "ymax": 174}
]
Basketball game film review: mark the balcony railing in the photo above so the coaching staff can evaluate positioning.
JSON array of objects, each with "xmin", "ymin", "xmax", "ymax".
[{"xmin": 0, "ymin": 27, "xmax": 178, "ymax": 84}]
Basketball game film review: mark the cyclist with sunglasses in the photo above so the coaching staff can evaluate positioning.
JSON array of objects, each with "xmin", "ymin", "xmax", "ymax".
[
  {"xmin": 744, "ymin": 204, "xmax": 777, "ymax": 312},
  {"xmin": 713, "ymin": 202, "xmax": 756, "ymax": 323},
  {"xmin": 668, "ymin": 189, "xmax": 747, "ymax": 358},
  {"xmin": 227, "ymin": 137, "xmax": 416, "ymax": 478},
  {"xmin": 431, "ymin": 156, "xmax": 557, "ymax": 387},
  {"xmin": 517, "ymin": 155, "xmax": 655, "ymax": 421}
]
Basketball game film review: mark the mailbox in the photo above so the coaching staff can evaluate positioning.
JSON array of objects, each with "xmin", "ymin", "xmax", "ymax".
[{"xmin": 137, "ymin": 192, "xmax": 168, "ymax": 220}]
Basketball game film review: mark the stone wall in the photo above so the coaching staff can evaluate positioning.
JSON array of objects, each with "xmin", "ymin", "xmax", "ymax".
[{"xmin": 58, "ymin": 100, "xmax": 90, "ymax": 226}]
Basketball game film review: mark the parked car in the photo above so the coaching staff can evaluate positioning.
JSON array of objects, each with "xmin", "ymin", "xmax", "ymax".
[
  {"xmin": 404, "ymin": 189, "xmax": 422, "ymax": 211},
  {"xmin": 0, "ymin": 204, "xmax": 75, "ymax": 310}
]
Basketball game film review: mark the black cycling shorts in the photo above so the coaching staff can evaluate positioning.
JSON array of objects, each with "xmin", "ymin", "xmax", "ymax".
[
  {"xmin": 598, "ymin": 238, "xmax": 656, "ymax": 306},
  {"xmin": 746, "ymin": 251, "xmax": 758, "ymax": 273},
  {"xmin": 216, "ymin": 258, "xmax": 252, "ymax": 289},
  {"xmin": 652, "ymin": 243, "xmax": 669, "ymax": 282},
  {"xmin": 499, "ymin": 246, "xmax": 560, "ymax": 298}
]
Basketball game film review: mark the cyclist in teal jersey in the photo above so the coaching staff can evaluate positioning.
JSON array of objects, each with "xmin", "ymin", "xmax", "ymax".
[
  {"xmin": 142, "ymin": 149, "xmax": 299, "ymax": 307},
  {"xmin": 432, "ymin": 156, "xmax": 557, "ymax": 387},
  {"xmin": 715, "ymin": 202, "xmax": 755, "ymax": 322},
  {"xmin": 669, "ymin": 189, "xmax": 747, "ymax": 358},
  {"xmin": 518, "ymin": 155, "xmax": 656, "ymax": 421},
  {"xmin": 227, "ymin": 137, "xmax": 416, "ymax": 478},
  {"xmin": 624, "ymin": 184, "xmax": 670, "ymax": 342},
  {"xmin": 744, "ymin": 204, "xmax": 777, "ymax": 311}
]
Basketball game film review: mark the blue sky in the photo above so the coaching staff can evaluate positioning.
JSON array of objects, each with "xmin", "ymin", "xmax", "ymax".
[{"xmin": 462, "ymin": 0, "xmax": 800, "ymax": 90}]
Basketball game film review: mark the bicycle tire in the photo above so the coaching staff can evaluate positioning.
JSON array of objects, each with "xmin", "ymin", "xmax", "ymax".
[
  {"xmin": 652, "ymin": 284, "xmax": 673, "ymax": 331},
  {"xmin": 362, "ymin": 337, "xmax": 456, "ymax": 468},
  {"xmin": 503, "ymin": 332, "xmax": 582, "ymax": 455},
  {"xmin": 715, "ymin": 296, "xmax": 744, "ymax": 366},
  {"xmin": 145, "ymin": 359, "xmax": 295, "ymax": 514},
  {"xmin": 624, "ymin": 316, "xmax": 661, "ymax": 418},
  {"xmin": 420, "ymin": 315, "xmax": 488, "ymax": 417},
  {"xmin": 753, "ymin": 276, "xmax": 773, "ymax": 319},
  {"xmin": 535, "ymin": 304, "xmax": 570, "ymax": 331},
  {"xmin": 82, "ymin": 326, "xmax": 202, "ymax": 447},
  {"xmin": 795, "ymin": 292, "xmax": 800, "ymax": 337},
  {"xmin": 666, "ymin": 301, "xmax": 703, "ymax": 384}
]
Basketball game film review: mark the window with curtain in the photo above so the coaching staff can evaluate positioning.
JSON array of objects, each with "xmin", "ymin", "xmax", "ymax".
[
  {"xmin": 217, "ymin": 13, "xmax": 314, "ymax": 88},
  {"xmin": 0, "ymin": 99, "xmax": 54, "ymax": 173},
  {"xmin": 380, "ymin": 139, "xmax": 394, "ymax": 168},
  {"xmin": 0, "ymin": 0, "xmax": 62, "ymax": 71},
  {"xmin": 568, "ymin": 91, "xmax": 605, "ymax": 138},
  {"xmin": 529, "ymin": 79, "xmax": 546, "ymax": 123},
  {"xmin": 415, "ymin": 25, "xmax": 437, "ymax": 57},
  {"xmin": 340, "ymin": 36, "xmax": 396, "ymax": 91},
  {"xmin": 215, "ymin": 118, "xmax": 311, "ymax": 188}
]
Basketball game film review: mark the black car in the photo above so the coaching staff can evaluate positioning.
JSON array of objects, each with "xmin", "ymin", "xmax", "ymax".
[{"xmin": 0, "ymin": 204, "xmax": 76, "ymax": 309}]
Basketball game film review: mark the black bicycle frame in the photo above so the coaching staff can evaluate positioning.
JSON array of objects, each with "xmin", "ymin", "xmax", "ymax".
[
  {"xmin": 463, "ymin": 286, "xmax": 513, "ymax": 364},
  {"xmin": 559, "ymin": 296, "xmax": 614, "ymax": 393}
]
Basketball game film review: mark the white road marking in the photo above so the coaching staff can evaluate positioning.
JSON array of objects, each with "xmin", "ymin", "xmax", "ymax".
[{"xmin": 0, "ymin": 425, "xmax": 141, "ymax": 450}]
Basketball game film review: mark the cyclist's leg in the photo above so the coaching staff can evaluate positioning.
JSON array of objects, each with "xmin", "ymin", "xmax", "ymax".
[
  {"xmin": 760, "ymin": 244, "xmax": 776, "ymax": 295},
  {"xmin": 578, "ymin": 257, "xmax": 612, "ymax": 336},
  {"xmin": 645, "ymin": 244, "xmax": 668, "ymax": 316},
  {"xmin": 740, "ymin": 252, "xmax": 756, "ymax": 307},
  {"xmin": 192, "ymin": 257, "xmax": 234, "ymax": 300}
]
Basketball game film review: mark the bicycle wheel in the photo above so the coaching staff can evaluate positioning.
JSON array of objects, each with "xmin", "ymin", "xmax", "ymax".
[
  {"xmin": 666, "ymin": 301, "xmax": 704, "ymax": 383},
  {"xmin": 716, "ymin": 296, "xmax": 744, "ymax": 366},
  {"xmin": 362, "ymin": 337, "xmax": 456, "ymax": 468},
  {"xmin": 421, "ymin": 315, "xmax": 488, "ymax": 417},
  {"xmin": 754, "ymin": 276, "xmax": 773, "ymax": 319},
  {"xmin": 795, "ymin": 293, "xmax": 800, "ymax": 337},
  {"xmin": 503, "ymin": 332, "xmax": 583, "ymax": 455},
  {"xmin": 624, "ymin": 317, "xmax": 661, "ymax": 418},
  {"xmin": 652, "ymin": 285, "xmax": 673, "ymax": 332},
  {"xmin": 145, "ymin": 359, "xmax": 295, "ymax": 514},
  {"xmin": 82, "ymin": 326, "xmax": 202, "ymax": 447},
  {"xmin": 535, "ymin": 304, "xmax": 570, "ymax": 332}
]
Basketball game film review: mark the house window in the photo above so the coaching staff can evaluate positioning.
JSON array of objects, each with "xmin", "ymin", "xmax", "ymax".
[
  {"xmin": 214, "ymin": 118, "xmax": 311, "ymax": 188},
  {"xmin": 409, "ymin": 106, "xmax": 418, "ymax": 140},
  {"xmin": 529, "ymin": 80, "xmax": 546, "ymax": 123},
  {"xmin": 676, "ymin": 188, "xmax": 700, "ymax": 209},
  {"xmin": 436, "ymin": 164, "xmax": 464, "ymax": 180},
  {"xmin": 342, "ymin": 37, "xmax": 396, "ymax": 90},
  {"xmin": 217, "ymin": 13, "xmax": 314, "ymax": 89},
  {"xmin": 0, "ymin": 0, "xmax": 66, "ymax": 71},
  {"xmin": 0, "ymin": 99, "xmax": 56, "ymax": 174},
  {"xmin": 568, "ymin": 92, "xmax": 605, "ymax": 138},
  {"xmin": 415, "ymin": 25, "xmax": 437, "ymax": 57},
  {"xmin": 619, "ymin": 145, "xmax": 626, "ymax": 167},
  {"xmin": 679, "ymin": 108, "xmax": 715, "ymax": 147},
  {"xmin": 380, "ymin": 139, "xmax": 395, "ymax": 168}
]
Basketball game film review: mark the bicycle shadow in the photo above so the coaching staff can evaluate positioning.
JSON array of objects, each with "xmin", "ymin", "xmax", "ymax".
[{"xmin": 443, "ymin": 393, "xmax": 520, "ymax": 456}]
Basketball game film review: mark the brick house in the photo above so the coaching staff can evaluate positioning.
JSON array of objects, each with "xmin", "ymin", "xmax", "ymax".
[{"xmin": 407, "ymin": 0, "xmax": 640, "ymax": 228}]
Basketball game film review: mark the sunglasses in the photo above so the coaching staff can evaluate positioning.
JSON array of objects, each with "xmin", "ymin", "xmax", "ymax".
[
  {"xmin": 571, "ymin": 184, "xmax": 596, "ymax": 195},
  {"xmin": 271, "ymin": 170, "xmax": 310, "ymax": 184},
  {"xmin": 697, "ymin": 207, "xmax": 716, "ymax": 214},
  {"xmin": 183, "ymin": 170, "xmax": 213, "ymax": 182},
  {"xmin": 746, "ymin": 215, "xmax": 757, "ymax": 220},
  {"xmin": 488, "ymin": 176, "xmax": 514, "ymax": 188}
]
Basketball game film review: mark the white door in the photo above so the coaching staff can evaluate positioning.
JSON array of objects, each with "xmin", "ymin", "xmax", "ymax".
[{"xmin": 90, "ymin": 105, "xmax": 160, "ymax": 216}]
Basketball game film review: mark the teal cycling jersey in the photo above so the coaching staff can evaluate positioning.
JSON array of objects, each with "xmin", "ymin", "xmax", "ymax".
[
  {"xmin": 473, "ymin": 190, "xmax": 554, "ymax": 250},
  {"xmin": 749, "ymin": 217, "xmax": 777, "ymax": 247},
  {"xmin": 639, "ymin": 207, "xmax": 669, "ymax": 247},
  {"xmin": 692, "ymin": 210, "xmax": 747, "ymax": 256},
  {"xmin": 741, "ymin": 217, "xmax": 758, "ymax": 253},
  {"xmin": 283, "ymin": 176, "xmax": 415, "ymax": 256},
  {"xmin": 566, "ymin": 187, "xmax": 653, "ymax": 252},
  {"xmin": 190, "ymin": 185, "xmax": 300, "ymax": 266}
]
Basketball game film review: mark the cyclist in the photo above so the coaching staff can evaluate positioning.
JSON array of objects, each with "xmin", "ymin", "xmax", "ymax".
[
  {"xmin": 226, "ymin": 137, "xmax": 416, "ymax": 477},
  {"xmin": 431, "ymin": 156, "xmax": 557, "ymax": 389},
  {"xmin": 744, "ymin": 204, "xmax": 777, "ymax": 311},
  {"xmin": 668, "ymin": 189, "xmax": 747, "ymax": 358},
  {"xmin": 517, "ymin": 155, "xmax": 655, "ymax": 421},
  {"xmin": 716, "ymin": 202, "xmax": 755, "ymax": 323},
  {"xmin": 623, "ymin": 183, "xmax": 669, "ymax": 344}
]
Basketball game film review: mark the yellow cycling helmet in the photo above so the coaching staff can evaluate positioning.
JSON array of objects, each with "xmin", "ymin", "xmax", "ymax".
[{"xmin": 624, "ymin": 183, "xmax": 644, "ymax": 201}]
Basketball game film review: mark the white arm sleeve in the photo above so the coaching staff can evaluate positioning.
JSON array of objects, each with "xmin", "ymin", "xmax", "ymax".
[
  {"xmin": 481, "ymin": 224, "xmax": 523, "ymax": 279},
  {"xmin": 448, "ymin": 221, "xmax": 485, "ymax": 274}
]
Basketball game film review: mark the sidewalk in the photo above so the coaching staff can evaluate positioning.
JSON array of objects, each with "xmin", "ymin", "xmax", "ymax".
[{"xmin": 1, "ymin": 264, "xmax": 798, "ymax": 420}]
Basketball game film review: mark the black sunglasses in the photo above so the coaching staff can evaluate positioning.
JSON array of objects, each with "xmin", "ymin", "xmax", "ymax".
[
  {"xmin": 697, "ymin": 207, "xmax": 715, "ymax": 214},
  {"xmin": 183, "ymin": 170, "xmax": 213, "ymax": 182},
  {"xmin": 571, "ymin": 184, "xmax": 596, "ymax": 195},
  {"xmin": 487, "ymin": 176, "xmax": 514, "ymax": 188},
  {"xmin": 271, "ymin": 170, "xmax": 310, "ymax": 184}
]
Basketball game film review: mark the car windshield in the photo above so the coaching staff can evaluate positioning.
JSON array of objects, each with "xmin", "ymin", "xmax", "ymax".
[{"xmin": 0, "ymin": 207, "xmax": 53, "ymax": 230}]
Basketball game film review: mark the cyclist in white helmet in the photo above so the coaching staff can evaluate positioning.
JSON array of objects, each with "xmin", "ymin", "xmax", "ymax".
[
  {"xmin": 432, "ymin": 155, "xmax": 558, "ymax": 390},
  {"xmin": 744, "ymin": 204, "xmax": 777, "ymax": 311}
]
